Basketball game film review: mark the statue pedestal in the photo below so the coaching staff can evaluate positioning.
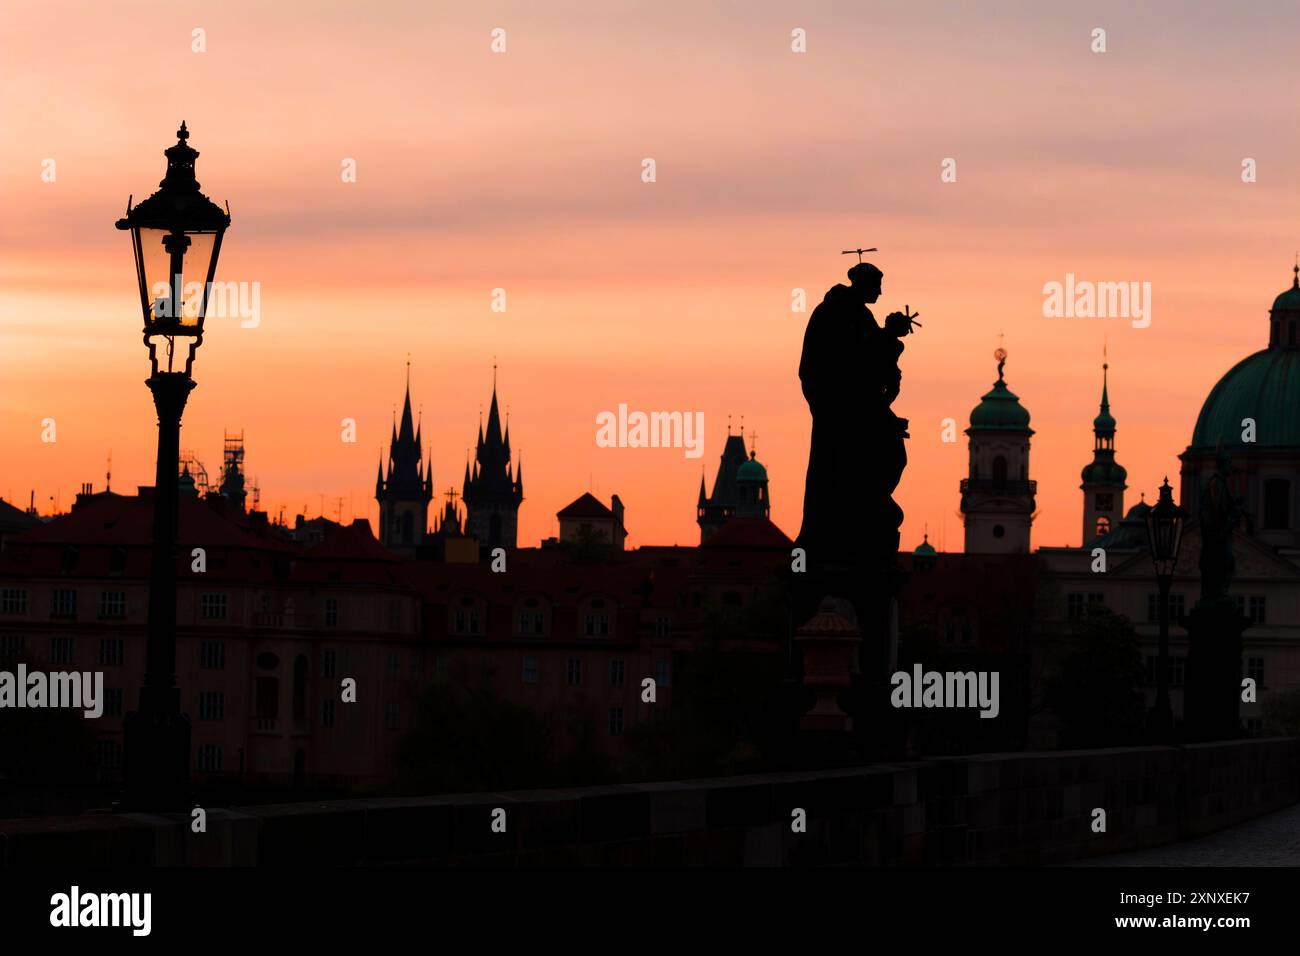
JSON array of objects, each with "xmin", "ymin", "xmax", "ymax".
[
  {"xmin": 1183, "ymin": 599, "xmax": 1249, "ymax": 742},
  {"xmin": 795, "ymin": 597, "xmax": 861, "ymax": 732}
]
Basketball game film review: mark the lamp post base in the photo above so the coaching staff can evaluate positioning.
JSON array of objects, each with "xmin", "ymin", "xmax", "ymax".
[
  {"xmin": 1184, "ymin": 598, "xmax": 1249, "ymax": 742},
  {"xmin": 119, "ymin": 699, "xmax": 192, "ymax": 813}
]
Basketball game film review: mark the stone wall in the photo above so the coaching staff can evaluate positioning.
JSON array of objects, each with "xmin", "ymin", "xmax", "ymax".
[{"xmin": 2, "ymin": 737, "xmax": 1296, "ymax": 866}]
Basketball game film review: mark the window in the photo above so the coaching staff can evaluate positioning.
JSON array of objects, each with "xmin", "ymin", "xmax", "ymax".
[
  {"xmin": 654, "ymin": 615, "xmax": 672, "ymax": 638},
  {"xmin": 1067, "ymin": 593, "xmax": 1105, "ymax": 620},
  {"xmin": 1263, "ymin": 479, "xmax": 1290, "ymax": 530},
  {"xmin": 655, "ymin": 658, "xmax": 671, "ymax": 688},
  {"xmin": 522, "ymin": 655, "xmax": 539, "ymax": 684},
  {"xmin": 324, "ymin": 598, "xmax": 339, "ymax": 628},
  {"xmin": 992, "ymin": 524, "xmax": 1005, "ymax": 539},
  {"xmin": 518, "ymin": 599, "xmax": 547, "ymax": 636},
  {"xmin": 411, "ymin": 649, "xmax": 426, "ymax": 675},
  {"xmin": 384, "ymin": 701, "xmax": 400, "ymax": 730},
  {"xmin": 1245, "ymin": 718, "xmax": 1264, "ymax": 738},
  {"xmin": 1247, "ymin": 657, "xmax": 1265, "ymax": 687},
  {"xmin": 200, "ymin": 593, "xmax": 228, "ymax": 621},
  {"xmin": 386, "ymin": 652, "xmax": 400, "ymax": 678},
  {"xmin": 98, "ymin": 591, "xmax": 126, "ymax": 620},
  {"xmin": 0, "ymin": 589, "xmax": 27, "ymax": 615},
  {"xmin": 1146, "ymin": 593, "xmax": 1186, "ymax": 623},
  {"xmin": 321, "ymin": 698, "xmax": 336, "ymax": 728},
  {"xmin": 1149, "ymin": 655, "xmax": 1186, "ymax": 688},
  {"xmin": 321, "ymin": 650, "xmax": 337, "ymax": 678},
  {"xmin": 992, "ymin": 456, "xmax": 1008, "ymax": 484},
  {"xmin": 200, "ymin": 640, "xmax": 225, "ymax": 670},
  {"xmin": 453, "ymin": 598, "xmax": 482, "ymax": 636},
  {"xmin": 1249, "ymin": 596, "xmax": 1266, "ymax": 625},
  {"xmin": 608, "ymin": 706, "xmax": 624, "ymax": 737},
  {"xmin": 98, "ymin": 638, "xmax": 124, "ymax": 667},
  {"xmin": 98, "ymin": 740, "xmax": 123, "ymax": 773},
  {"xmin": 51, "ymin": 588, "xmax": 77, "ymax": 619},
  {"xmin": 609, "ymin": 658, "xmax": 625, "ymax": 687},
  {"xmin": 197, "ymin": 744, "xmax": 223, "ymax": 773},
  {"xmin": 584, "ymin": 599, "xmax": 610, "ymax": 637},
  {"xmin": 199, "ymin": 691, "xmax": 225, "ymax": 721},
  {"xmin": 1095, "ymin": 492, "xmax": 1114, "ymax": 511},
  {"xmin": 51, "ymin": 636, "xmax": 74, "ymax": 665},
  {"xmin": 1236, "ymin": 595, "xmax": 1267, "ymax": 624},
  {"xmin": 105, "ymin": 688, "xmax": 123, "ymax": 718},
  {"xmin": 0, "ymin": 636, "xmax": 24, "ymax": 663},
  {"xmin": 566, "ymin": 657, "xmax": 582, "ymax": 686},
  {"xmin": 1095, "ymin": 516, "xmax": 1111, "ymax": 537},
  {"xmin": 254, "ymin": 677, "xmax": 278, "ymax": 719}
]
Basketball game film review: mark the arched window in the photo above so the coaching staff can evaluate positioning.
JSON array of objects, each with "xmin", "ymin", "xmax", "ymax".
[
  {"xmin": 292, "ymin": 655, "xmax": 308, "ymax": 720},
  {"xmin": 1095, "ymin": 516, "xmax": 1111, "ymax": 537},
  {"xmin": 992, "ymin": 456, "xmax": 1008, "ymax": 485},
  {"xmin": 1264, "ymin": 479, "xmax": 1291, "ymax": 530}
]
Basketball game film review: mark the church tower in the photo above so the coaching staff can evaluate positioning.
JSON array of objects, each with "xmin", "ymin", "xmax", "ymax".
[
  {"xmin": 696, "ymin": 423, "xmax": 750, "ymax": 542},
  {"xmin": 376, "ymin": 368, "xmax": 433, "ymax": 554},
  {"xmin": 462, "ymin": 369, "xmax": 523, "ymax": 550},
  {"xmin": 1080, "ymin": 360, "xmax": 1127, "ymax": 543},
  {"xmin": 961, "ymin": 347, "xmax": 1035, "ymax": 553}
]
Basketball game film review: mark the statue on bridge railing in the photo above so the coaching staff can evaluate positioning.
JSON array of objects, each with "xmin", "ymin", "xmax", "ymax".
[
  {"xmin": 794, "ymin": 256, "xmax": 917, "ymax": 584},
  {"xmin": 789, "ymin": 253, "xmax": 919, "ymax": 758},
  {"xmin": 1197, "ymin": 451, "xmax": 1242, "ymax": 604}
]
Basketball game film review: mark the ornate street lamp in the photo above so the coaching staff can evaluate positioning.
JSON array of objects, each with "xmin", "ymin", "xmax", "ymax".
[
  {"xmin": 116, "ymin": 122, "xmax": 230, "ymax": 810},
  {"xmin": 1144, "ymin": 477, "xmax": 1184, "ymax": 740}
]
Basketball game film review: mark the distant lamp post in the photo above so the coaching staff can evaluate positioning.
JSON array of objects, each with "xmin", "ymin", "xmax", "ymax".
[
  {"xmin": 1144, "ymin": 477, "xmax": 1184, "ymax": 740},
  {"xmin": 116, "ymin": 122, "xmax": 230, "ymax": 810}
]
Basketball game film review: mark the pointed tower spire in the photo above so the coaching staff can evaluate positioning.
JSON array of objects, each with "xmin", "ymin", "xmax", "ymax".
[
  {"xmin": 398, "ymin": 375, "xmax": 416, "ymax": 445},
  {"xmin": 485, "ymin": 378, "xmax": 503, "ymax": 447},
  {"xmin": 1080, "ymin": 349, "xmax": 1126, "ymax": 545}
]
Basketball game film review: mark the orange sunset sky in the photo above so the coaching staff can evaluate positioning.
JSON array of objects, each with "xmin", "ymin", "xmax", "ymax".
[{"xmin": 2, "ymin": 0, "xmax": 1298, "ymax": 551}]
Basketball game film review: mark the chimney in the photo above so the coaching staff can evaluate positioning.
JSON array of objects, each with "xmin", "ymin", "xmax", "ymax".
[{"xmin": 611, "ymin": 494, "xmax": 625, "ymax": 551}]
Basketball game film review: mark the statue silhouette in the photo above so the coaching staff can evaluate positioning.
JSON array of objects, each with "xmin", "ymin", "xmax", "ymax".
[
  {"xmin": 795, "ymin": 262, "xmax": 913, "ymax": 580},
  {"xmin": 1198, "ymin": 451, "xmax": 1241, "ymax": 602}
]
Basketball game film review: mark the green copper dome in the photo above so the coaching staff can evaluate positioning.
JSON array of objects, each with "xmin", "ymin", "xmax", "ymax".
[
  {"xmin": 1081, "ymin": 459, "xmax": 1127, "ymax": 484},
  {"xmin": 736, "ymin": 452, "xmax": 767, "ymax": 481},
  {"xmin": 969, "ymin": 379, "xmax": 1032, "ymax": 433},
  {"xmin": 1190, "ymin": 349, "xmax": 1300, "ymax": 449},
  {"xmin": 913, "ymin": 536, "xmax": 937, "ymax": 556},
  {"xmin": 1273, "ymin": 266, "xmax": 1300, "ymax": 312}
]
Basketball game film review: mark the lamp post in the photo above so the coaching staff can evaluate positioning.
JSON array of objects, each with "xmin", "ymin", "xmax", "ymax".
[
  {"xmin": 1144, "ymin": 477, "xmax": 1184, "ymax": 741},
  {"xmin": 116, "ymin": 122, "xmax": 230, "ymax": 810}
]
